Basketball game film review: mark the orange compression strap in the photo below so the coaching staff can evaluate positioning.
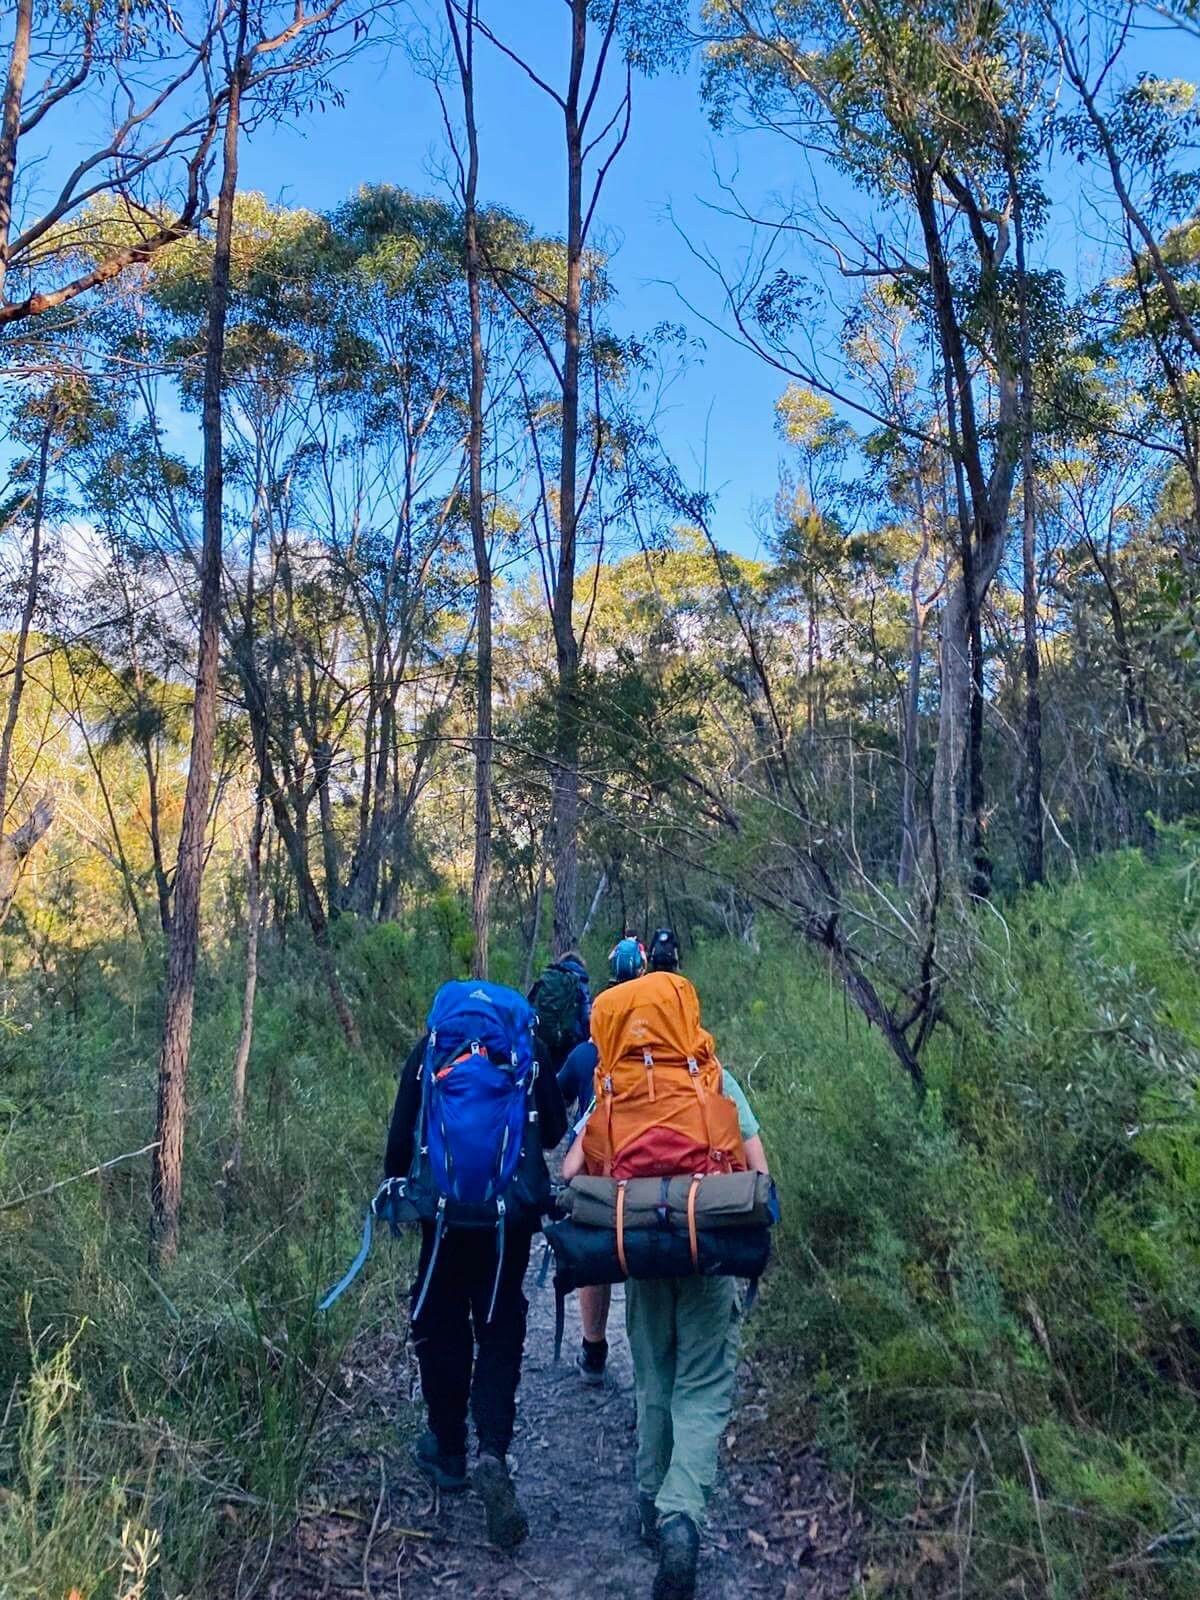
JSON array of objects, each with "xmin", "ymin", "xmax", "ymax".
[
  {"xmin": 643, "ymin": 1047, "xmax": 656, "ymax": 1102},
  {"xmin": 603, "ymin": 1077, "xmax": 615, "ymax": 1177},
  {"xmin": 686, "ymin": 1175, "xmax": 701, "ymax": 1271},
  {"xmin": 616, "ymin": 1181, "xmax": 629, "ymax": 1277}
]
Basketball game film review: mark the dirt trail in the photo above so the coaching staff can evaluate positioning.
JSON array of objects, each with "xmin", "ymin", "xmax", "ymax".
[{"xmin": 263, "ymin": 1254, "xmax": 863, "ymax": 1599}]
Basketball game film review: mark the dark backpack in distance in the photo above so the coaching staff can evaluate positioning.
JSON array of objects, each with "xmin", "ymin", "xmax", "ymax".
[{"xmin": 529, "ymin": 959, "xmax": 590, "ymax": 1062}]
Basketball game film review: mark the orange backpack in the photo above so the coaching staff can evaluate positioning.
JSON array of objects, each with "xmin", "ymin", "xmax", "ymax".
[{"xmin": 582, "ymin": 970, "xmax": 747, "ymax": 1179}]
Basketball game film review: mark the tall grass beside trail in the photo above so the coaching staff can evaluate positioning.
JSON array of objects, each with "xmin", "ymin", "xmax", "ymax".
[
  {"xmin": 697, "ymin": 840, "xmax": 1200, "ymax": 1599},
  {"xmin": 0, "ymin": 901, "xmax": 474, "ymax": 1599},
  {"xmin": 2, "ymin": 861, "xmax": 1198, "ymax": 1598}
]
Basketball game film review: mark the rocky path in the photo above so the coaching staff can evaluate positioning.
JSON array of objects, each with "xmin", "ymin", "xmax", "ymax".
[{"xmin": 259, "ymin": 1255, "xmax": 863, "ymax": 1599}]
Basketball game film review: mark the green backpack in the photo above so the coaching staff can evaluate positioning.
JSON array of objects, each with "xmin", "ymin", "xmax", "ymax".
[{"xmin": 530, "ymin": 959, "xmax": 591, "ymax": 1058}]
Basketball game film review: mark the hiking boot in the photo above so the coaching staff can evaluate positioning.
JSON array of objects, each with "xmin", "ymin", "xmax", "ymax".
[
  {"xmin": 635, "ymin": 1491, "xmax": 659, "ymax": 1550},
  {"xmin": 413, "ymin": 1430, "xmax": 468, "ymax": 1492},
  {"xmin": 652, "ymin": 1512, "xmax": 700, "ymax": 1600},
  {"xmin": 577, "ymin": 1336, "xmax": 608, "ymax": 1386},
  {"xmin": 473, "ymin": 1452, "xmax": 529, "ymax": 1550}
]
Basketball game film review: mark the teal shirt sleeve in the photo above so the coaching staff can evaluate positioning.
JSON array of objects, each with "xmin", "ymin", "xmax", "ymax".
[{"xmin": 719, "ymin": 1069, "xmax": 760, "ymax": 1140}]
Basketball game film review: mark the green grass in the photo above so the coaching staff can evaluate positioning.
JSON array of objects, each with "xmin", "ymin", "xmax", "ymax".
[
  {"xmin": 700, "ymin": 841, "xmax": 1200, "ymax": 1599},
  {"xmin": 1, "ymin": 848, "xmax": 1198, "ymax": 1596},
  {"xmin": 0, "ymin": 923, "xmax": 416, "ymax": 1599}
]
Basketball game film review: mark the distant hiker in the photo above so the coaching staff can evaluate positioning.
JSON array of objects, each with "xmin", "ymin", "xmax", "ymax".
[
  {"xmin": 529, "ymin": 949, "xmax": 591, "ymax": 1074},
  {"xmin": 561, "ymin": 950, "xmax": 769, "ymax": 1600},
  {"xmin": 646, "ymin": 925, "xmax": 680, "ymax": 973},
  {"xmin": 554, "ymin": 932, "xmax": 648, "ymax": 1387},
  {"xmin": 384, "ymin": 980, "xmax": 567, "ymax": 1549},
  {"xmin": 608, "ymin": 929, "xmax": 647, "ymax": 981}
]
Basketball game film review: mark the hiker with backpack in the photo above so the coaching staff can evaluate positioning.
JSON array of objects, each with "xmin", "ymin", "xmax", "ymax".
[
  {"xmin": 554, "ymin": 931, "xmax": 649, "ymax": 1386},
  {"xmin": 529, "ymin": 949, "xmax": 591, "ymax": 1074},
  {"xmin": 383, "ymin": 980, "xmax": 566, "ymax": 1549},
  {"xmin": 559, "ymin": 932, "xmax": 769, "ymax": 1600}
]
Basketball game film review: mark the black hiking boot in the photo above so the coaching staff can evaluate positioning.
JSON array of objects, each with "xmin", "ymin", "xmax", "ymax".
[
  {"xmin": 577, "ymin": 1336, "xmax": 608, "ymax": 1386},
  {"xmin": 635, "ymin": 1491, "xmax": 659, "ymax": 1550},
  {"xmin": 413, "ymin": 1430, "xmax": 468, "ymax": 1492},
  {"xmin": 473, "ymin": 1452, "xmax": 529, "ymax": 1550},
  {"xmin": 652, "ymin": 1513, "xmax": 700, "ymax": 1600}
]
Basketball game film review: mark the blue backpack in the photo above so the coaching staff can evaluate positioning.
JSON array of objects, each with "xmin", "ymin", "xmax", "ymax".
[
  {"xmin": 609, "ymin": 936, "xmax": 644, "ymax": 981},
  {"xmin": 407, "ymin": 980, "xmax": 550, "ymax": 1321}
]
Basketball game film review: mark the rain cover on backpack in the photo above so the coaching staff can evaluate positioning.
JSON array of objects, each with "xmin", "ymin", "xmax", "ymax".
[
  {"xmin": 582, "ymin": 970, "xmax": 747, "ymax": 1179},
  {"xmin": 408, "ymin": 980, "xmax": 543, "ymax": 1226},
  {"xmin": 530, "ymin": 959, "xmax": 590, "ymax": 1059}
]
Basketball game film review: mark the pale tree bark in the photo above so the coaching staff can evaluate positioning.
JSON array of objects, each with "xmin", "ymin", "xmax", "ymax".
[
  {"xmin": 914, "ymin": 158, "xmax": 1019, "ymax": 896},
  {"xmin": 150, "ymin": 15, "xmax": 248, "ymax": 1271},
  {"xmin": 476, "ymin": 0, "xmax": 628, "ymax": 955},
  {"xmin": 898, "ymin": 460, "xmax": 934, "ymax": 889},
  {"xmin": 0, "ymin": 400, "xmax": 55, "ymax": 825},
  {"xmin": 1012, "ymin": 157, "xmax": 1044, "ymax": 885},
  {"xmin": 227, "ymin": 793, "xmax": 264, "ymax": 1177},
  {"xmin": 446, "ymin": 0, "xmax": 493, "ymax": 980},
  {"xmin": 0, "ymin": 0, "xmax": 32, "ymax": 305},
  {"xmin": 549, "ymin": 0, "xmax": 590, "ymax": 958}
]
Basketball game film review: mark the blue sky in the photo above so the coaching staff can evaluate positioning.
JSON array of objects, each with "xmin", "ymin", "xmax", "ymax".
[
  {"xmin": 14, "ymin": 4, "xmax": 1198, "ymax": 558},
  {"xmin": 237, "ymin": 14, "xmax": 800, "ymax": 556}
]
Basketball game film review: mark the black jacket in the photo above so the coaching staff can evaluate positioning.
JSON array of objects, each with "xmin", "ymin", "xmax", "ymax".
[{"xmin": 384, "ymin": 1033, "xmax": 567, "ymax": 1181}]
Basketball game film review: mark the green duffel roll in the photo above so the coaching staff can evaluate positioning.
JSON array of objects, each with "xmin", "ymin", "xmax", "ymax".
[{"xmin": 559, "ymin": 1171, "xmax": 778, "ymax": 1230}]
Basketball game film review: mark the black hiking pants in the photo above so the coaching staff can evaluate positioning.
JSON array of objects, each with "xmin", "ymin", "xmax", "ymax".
[{"xmin": 410, "ymin": 1223, "xmax": 534, "ymax": 1459}]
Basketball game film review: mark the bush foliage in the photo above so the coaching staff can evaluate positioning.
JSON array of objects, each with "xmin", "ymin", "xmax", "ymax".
[{"xmin": 1, "ymin": 843, "xmax": 1198, "ymax": 1595}]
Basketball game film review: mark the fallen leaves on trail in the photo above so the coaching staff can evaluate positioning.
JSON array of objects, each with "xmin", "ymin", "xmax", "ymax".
[{"xmin": 242, "ymin": 1281, "xmax": 863, "ymax": 1599}]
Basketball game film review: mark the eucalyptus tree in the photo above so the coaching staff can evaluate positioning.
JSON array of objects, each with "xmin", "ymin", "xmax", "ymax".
[
  {"xmin": 702, "ymin": 0, "xmax": 1059, "ymax": 895},
  {"xmin": 468, "ymin": 0, "xmax": 688, "ymax": 953}
]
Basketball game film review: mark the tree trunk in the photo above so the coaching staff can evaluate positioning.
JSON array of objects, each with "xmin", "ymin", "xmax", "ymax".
[
  {"xmin": 0, "ymin": 399, "xmax": 54, "ymax": 825},
  {"xmin": 913, "ymin": 157, "xmax": 1018, "ymax": 897},
  {"xmin": 580, "ymin": 867, "xmax": 608, "ymax": 940},
  {"xmin": 550, "ymin": 0, "xmax": 588, "ymax": 957},
  {"xmin": 898, "ymin": 460, "xmax": 931, "ymax": 889},
  {"xmin": 522, "ymin": 832, "xmax": 550, "ymax": 988},
  {"xmin": 141, "ymin": 735, "xmax": 173, "ymax": 937},
  {"xmin": 1012, "ymin": 165, "xmax": 1044, "ymax": 885},
  {"xmin": 227, "ymin": 794, "xmax": 263, "ymax": 1176},
  {"xmin": 315, "ymin": 738, "xmax": 341, "ymax": 917},
  {"xmin": 448, "ymin": 1, "xmax": 493, "ymax": 981},
  {"xmin": 150, "ymin": 22, "xmax": 246, "ymax": 1271},
  {"xmin": 0, "ymin": 0, "xmax": 32, "ymax": 305}
]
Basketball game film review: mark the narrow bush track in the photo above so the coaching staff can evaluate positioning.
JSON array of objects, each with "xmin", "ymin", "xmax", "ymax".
[{"xmin": 259, "ymin": 1258, "xmax": 863, "ymax": 1599}]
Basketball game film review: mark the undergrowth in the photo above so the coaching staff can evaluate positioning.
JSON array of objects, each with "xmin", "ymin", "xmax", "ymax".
[
  {"xmin": 701, "ymin": 839, "xmax": 1200, "ymax": 1599},
  {"xmin": 1, "ymin": 851, "xmax": 1197, "ymax": 1596}
]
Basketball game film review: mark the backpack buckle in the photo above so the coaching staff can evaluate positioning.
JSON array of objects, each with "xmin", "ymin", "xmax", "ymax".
[
  {"xmin": 687, "ymin": 1056, "xmax": 699, "ymax": 1075},
  {"xmin": 642, "ymin": 1048, "xmax": 654, "ymax": 1068}
]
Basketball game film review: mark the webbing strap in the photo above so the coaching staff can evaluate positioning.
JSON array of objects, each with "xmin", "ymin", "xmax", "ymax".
[
  {"xmin": 318, "ymin": 1208, "xmax": 374, "ymax": 1312},
  {"xmin": 686, "ymin": 1175, "xmax": 701, "ymax": 1271},
  {"xmin": 603, "ymin": 1077, "xmax": 615, "ymax": 1177},
  {"xmin": 615, "ymin": 1181, "xmax": 629, "ymax": 1277},
  {"xmin": 485, "ymin": 1204, "xmax": 507, "ymax": 1325},
  {"xmin": 410, "ymin": 1200, "xmax": 447, "ymax": 1323},
  {"xmin": 554, "ymin": 1280, "xmax": 566, "ymax": 1362},
  {"xmin": 643, "ymin": 1047, "xmax": 656, "ymax": 1103}
]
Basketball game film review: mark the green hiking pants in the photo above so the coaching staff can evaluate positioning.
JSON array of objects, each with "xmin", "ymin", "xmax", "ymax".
[{"xmin": 625, "ymin": 1275, "xmax": 739, "ymax": 1525}]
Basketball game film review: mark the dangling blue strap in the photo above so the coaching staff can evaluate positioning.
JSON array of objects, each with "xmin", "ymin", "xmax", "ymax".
[
  {"xmin": 486, "ymin": 1201, "xmax": 507, "ymax": 1325},
  {"xmin": 411, "ymin": 1199, "xmax": 448, "ymax": 1324},
  {"xmin": 318, "ymin": 1207, "xmax": 374, "ymax": 1312},
  {"xmin": 318, "ymin": 1178, "xmax": 409, "ymax": 1312}
]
